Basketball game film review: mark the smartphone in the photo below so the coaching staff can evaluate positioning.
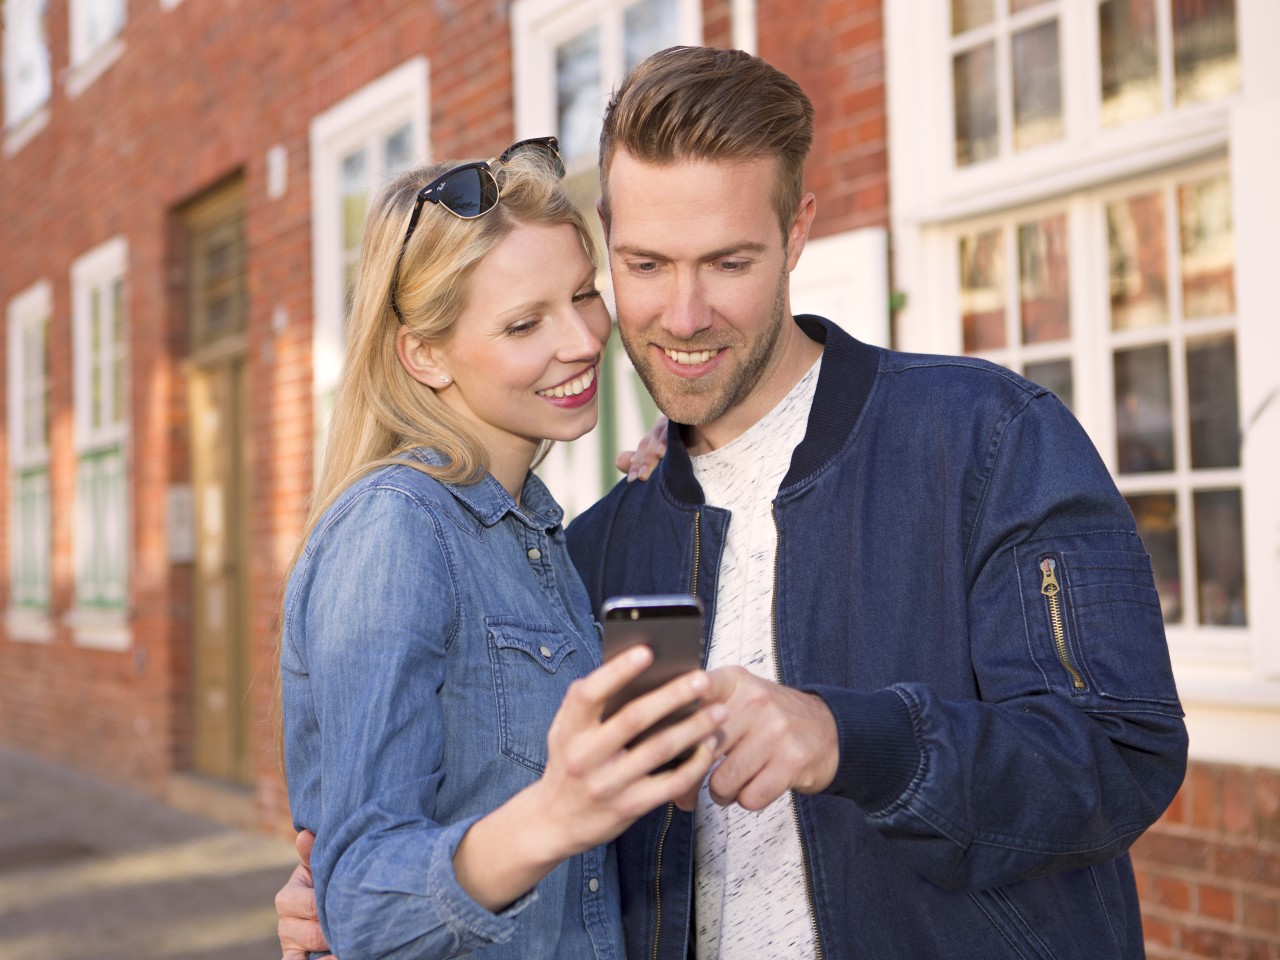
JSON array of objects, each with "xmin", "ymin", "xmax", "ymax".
[{"xmin": 600, "ymin": 594, "xmax": 706, "ymax": 773}]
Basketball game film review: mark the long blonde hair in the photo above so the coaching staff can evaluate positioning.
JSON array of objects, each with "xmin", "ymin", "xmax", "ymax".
[{"xmin": 308, "ymin": 152, "xmax": 596, "ymax": 537}]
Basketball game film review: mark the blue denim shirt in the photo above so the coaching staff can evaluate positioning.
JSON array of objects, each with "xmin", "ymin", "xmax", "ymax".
[
  {"xmin": 567, "ymin": 316, "xmax": 1187, "ymax": 960},
  {"xmin": 282, "ymin": 449, "xmax": 623, "ymax": 960}
]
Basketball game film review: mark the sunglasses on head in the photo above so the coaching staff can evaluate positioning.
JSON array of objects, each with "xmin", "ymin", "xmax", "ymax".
[{"xmin": 390, "ymin": 136, "xmax": 565, "ymax": 324}]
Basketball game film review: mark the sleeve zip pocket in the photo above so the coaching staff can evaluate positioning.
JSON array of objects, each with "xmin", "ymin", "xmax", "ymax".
[{"xmin": 1040, "ymin": 557, "xmax": 1085, "ymax": 691}]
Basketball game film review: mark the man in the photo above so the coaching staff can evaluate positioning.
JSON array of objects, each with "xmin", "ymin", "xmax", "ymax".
[{"xmin": 280, "ymin": 45, "xmax": 1186, "ymax": 959}]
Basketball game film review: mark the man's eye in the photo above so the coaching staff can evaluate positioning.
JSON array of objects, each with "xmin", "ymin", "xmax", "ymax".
[
  {"xmin": 718, "ymin": 260, "xmax": 749, "ymax": 272},
  {"xmin": 631, "ymin": 261, "xmax": 659, "ymax": 274}
]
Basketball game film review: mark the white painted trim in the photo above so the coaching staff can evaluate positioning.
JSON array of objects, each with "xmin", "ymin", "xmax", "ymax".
[
  {"xmin": 64, "ymin": 36, "xmax": 124, "ymax": 100},
  {"xmin": 309, "ymin": 57, "xmax": 429, "ymax": 403},
  {"xmin": 790, "ymin": 227, "xmax": 889, "ymax": 348},
  {"xmin": 1232, "ymin": 97, "xmax": 1280, "ymax": 680},
  {"xmin": 3, "ymin": 105, "xmax": 48, "ymax": 156},
  {"xmin": 7, "ymin": 279, "xmax": 52, "ymax": 470},
  {"xmin": 70, "ymin": 235, "xmax": 129, "ymax": 453},
  {"xmin": 3, "ymin": 0, "xmax": 52, "ymax": 128},
  {"xmin": 731, "ymin": 0, "xmax": 756, "ymax": 54},
  {"xmin": 6, "ymin": 607, "xmax": 53, "ymax": 643},
  {"xmin": 66, "ymin": 607, "xmax": 130, "ymax": 651}
]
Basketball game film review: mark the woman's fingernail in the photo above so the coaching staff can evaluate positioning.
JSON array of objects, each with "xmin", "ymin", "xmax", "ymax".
[{"xmin": 688, "ymin": 672, "xmax": 708, "ymax": 692}]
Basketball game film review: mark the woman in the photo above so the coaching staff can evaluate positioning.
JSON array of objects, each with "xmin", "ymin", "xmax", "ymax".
[{"xmin": 280, "ymin": 141, "xmax": 723, "ymax": 960}]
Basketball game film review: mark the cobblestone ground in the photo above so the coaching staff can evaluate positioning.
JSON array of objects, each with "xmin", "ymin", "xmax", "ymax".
[{"xmin": 0, "ymin": 745, "xmax": 297, "ymax": 960}]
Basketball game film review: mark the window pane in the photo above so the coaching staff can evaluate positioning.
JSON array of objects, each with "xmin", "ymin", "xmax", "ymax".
[
  {"xmin": 340, "ymin": 149, "xmax": 368, "ymax": 254},
  {"xmin": 557, "ymin": 27, "xmax": 602, "ymax": 165},
  {"xmin": 1126, "ymin": 492, "xmax": 1182, "ymax": 623},
  {"xmin": 6, "ymin": 0, "xmax": 52, "ymax": 122},
  {"xmin": 1108, "ymin": 191, "xmax": 1168, "ymax": 330},
  {"xmin": 1186, "ymin": 333, "xmax": 1239, "ymax": 469},
  {"xmin": 624, "ymin": 0, "xmax": 678, "ymax": 71},
  {"xmin": 383, "ymin": 123, "xmax": 414, "ymax": 177},
  {"xmin": 1173, "ymin": 0, "xmax": 1240, "ymax": 106},
  {"xmin": 1178, "ymin": 174, "xmax": 1235, "ymax": 319},
  {"xmin": 1018, "ymin": 213, "xmax": 1070, "ymax": 344},
  {"xmin": 1010, "ymin": 0, "xmax": 1050, "ymax": 10},
  {"xmin": 959, "ymin": 228, "xmax": 1006, "ymax": 352},
  {"xmin": 1025, "ymin": 358, "xmax": 1073, "ymax": 410},
  {"xmin": 1012, "ymin": 19, "xmax": 1064, "ymax": 151},
  {"xmin": 1114, "ymin": 343, "xmax": 1174, "ymax": 473},
  {"xmin": 953, "ymin": 42, "xmax": 999, "ymax": 167},
  {"xmin": 1194, "ymin": 488, "xmax": 1246, "ymax": 625},
  {"xmin": 1099, "ymin": 0, "xmax": 1160, "ymax": 126},
  {"xmin": 952, "ymin": 0, "xmax": 994, "ymax": 34}
]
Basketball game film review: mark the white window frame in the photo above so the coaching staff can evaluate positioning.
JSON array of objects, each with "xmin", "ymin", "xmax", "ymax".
[
  {"xmin": 69, "ymin": 236, "xmax": 130, "ymax": 649},
  {"xmin": 889, "ymin": 0, "xmax": 1280, "ymax": 724},
  {"xmin": 890, "ymin": 0, "xmax": 1243, "ymax": 229},
  {"xmin": 6, "ymin": 280, "xmax": 53, "ymax": 641},
  {"xmin": 66, "ymin": 0, "xmax": 126, "ymax": 99},
  {"xmin": 309, "ymin": 57, "xmax": 429, "ymax": 438},
  {"xmin": 512, "ymin": 0, "xmax": 703, "ymax": 517},
  {"xmin": 3, "ymin": 0, "xmax": 52, "ymax": 150}
]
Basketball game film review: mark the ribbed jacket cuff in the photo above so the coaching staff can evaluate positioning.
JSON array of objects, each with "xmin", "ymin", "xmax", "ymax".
[{"xmin": 802, "ymin": 686, "xmax": 920, "ymax": 814}]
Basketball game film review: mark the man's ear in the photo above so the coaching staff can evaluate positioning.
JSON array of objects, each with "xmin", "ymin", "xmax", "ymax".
[
  {"xmin": 396, "ymin": 326, "xmax": 450, "ymax": 389},
  {"xmin": 785, "ymin": 192, "xmax": 817, "ymax": 273}
]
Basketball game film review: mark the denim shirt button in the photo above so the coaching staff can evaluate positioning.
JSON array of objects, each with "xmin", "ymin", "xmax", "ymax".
[
  {"xmin": 588, "ymin": 877, "xmax": 600, "ymax": 893},
  {"xmin": 527, "ymin": 547, "xmax": 542, "ymax": 561},
  {"xmin": 539, "ymin": 645, "xmax": 553, "ymax": 658}
]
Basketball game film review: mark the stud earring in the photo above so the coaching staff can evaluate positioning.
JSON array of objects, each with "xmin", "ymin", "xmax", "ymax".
[{"xmin": 440, "ymin": 376, "xmax": 450, "ymax": 384}]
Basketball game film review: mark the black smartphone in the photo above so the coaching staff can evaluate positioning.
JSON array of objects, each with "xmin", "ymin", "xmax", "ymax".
[{"xmin": 600, "ymin": 594, "xmax": 706, "ymax": 773}]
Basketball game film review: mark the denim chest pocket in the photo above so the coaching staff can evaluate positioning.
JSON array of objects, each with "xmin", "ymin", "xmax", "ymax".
[
  {"xmin": 1019, "ymin": 544, "xmax": 1181, "ymax": 709},
  {"xmin": 486, "ymin": 617, "xmax": 586, "ymax": 773}
]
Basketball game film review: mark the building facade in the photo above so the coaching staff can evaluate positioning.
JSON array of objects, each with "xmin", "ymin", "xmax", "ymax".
[{"xmin": 0, "ymin": 0, "xmax": 1274, "ymax": 955}]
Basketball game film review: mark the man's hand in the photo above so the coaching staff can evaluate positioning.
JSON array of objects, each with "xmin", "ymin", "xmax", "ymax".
[
  {"xmin": 692, "ymin": 667, "xmax": 839, "ymax": 811},
  {"xmin": 614, "ymin": 416, "xmax": 668, "ymax": 482},
  {"xmin": 277, "ymin": 829, "xmax": 335, "ymax": 960}
]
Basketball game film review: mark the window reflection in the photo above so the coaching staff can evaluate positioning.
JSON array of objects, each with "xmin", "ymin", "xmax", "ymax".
[
  {"xmin": 1179, "ymin": 174, "xmax": 1235, "ymax": 319},
  {"xmin": 1025, "ymin": 358, "xmax": 1073, "ymax": 410},
  {"xmin": 1194, "ymin": 488, "xmax": 1246, "ymax": 625},
  {"xmin": 959, "ymin": 228, "xmax": 1005, "ymax": 352},
  {"xmin": 1010, "ymin": 0, "xmax": 1050, "ymax": 11},
  {"xmin": 1018, "ymin": 213, "xmax": 1070, "ymax": 344},
  {"xmin": 624, "ymin": 0, "xmax": 678, "ymax": 71},
  {"xmin": 556, "ymin": 27, "xmax": 602, "ymax": 164},
  {"xmin": 953, "ymin": 42, "xmax": 999, "ymax": 167},
  {"xmin": 1186, "ymin": 333, "xmax": 1240, "ymax": 469},
  {"xmin": 1012, "ymin": 19, "xmax": 1064, "ymax": 151},
  {"xmin": 1126, "ymin": 492, "xmax": 1182, "ymax": 624},
  {"xmin": 952, "ymin": 0, "xmax": 994, "ymax": 34},
  {"xmin": 1173, "ymin": 0, "xmax": 1240, "ymax": 106},
  {"xmin": 384, "ymin": 124, "xmax": 414, "ymax": 177},
  {"xmin": 1108, "ymin": 191, "xmax": 1167, "ymax": 330},
  {"xmin": 1114, "ymin": 344, "xmax": 1174, "ymax": 473},
  {"xmin": 1099, "ymin": 0, "xmax": 1160, "ymax": 126}
]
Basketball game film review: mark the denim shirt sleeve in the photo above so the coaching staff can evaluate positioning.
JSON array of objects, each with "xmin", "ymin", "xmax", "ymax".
[
  {"xmin": 284, "ymin": 486, "xmax": 534, "ymax": 960},
  {"xmin": 813, "ymin": 392, "xmax": 1188, "ymax": 893}
]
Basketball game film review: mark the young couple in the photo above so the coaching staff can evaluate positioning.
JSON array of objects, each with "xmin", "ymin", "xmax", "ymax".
[{"xmin": 280, "ymin": 45, "xmax": 1187, "ymax": 960}]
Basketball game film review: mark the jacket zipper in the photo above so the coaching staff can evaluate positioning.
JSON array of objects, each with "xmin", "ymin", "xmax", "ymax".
[
  {"xmin": 1039, "ymin": 558, "xmax": 1084, "ymax": 691},
  {"xmin": 772, "ymin": 505, "xmax": 825, "ymax": 960},
  {"xmin": 651, "ymin": 509, "xmax": 702, "ymax": 960}
]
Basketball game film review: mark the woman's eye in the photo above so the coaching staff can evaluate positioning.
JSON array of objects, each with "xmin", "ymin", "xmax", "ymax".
[
  {"xmin": 507, "ymin": 318, "xmax": 540, "ymax": 336},
  {"xmin": 573, "ymin": 289, "xmax": 602, "ymax": 304}
]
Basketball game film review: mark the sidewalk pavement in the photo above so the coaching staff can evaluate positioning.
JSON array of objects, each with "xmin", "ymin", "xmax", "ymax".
[{"xmin": 0, "ymin": 745, "xmax": 298, "ymax": 960}]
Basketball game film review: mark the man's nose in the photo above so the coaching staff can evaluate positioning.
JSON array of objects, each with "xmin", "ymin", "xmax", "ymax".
[{"xmin": 661, "ymin": 273, "xmax": 713, "ymax": 340}]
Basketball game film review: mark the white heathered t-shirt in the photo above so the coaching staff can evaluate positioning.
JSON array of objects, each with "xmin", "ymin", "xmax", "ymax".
[{"xmin": 691, "ymin": 355, "xmax": 822, "ymax": 959}]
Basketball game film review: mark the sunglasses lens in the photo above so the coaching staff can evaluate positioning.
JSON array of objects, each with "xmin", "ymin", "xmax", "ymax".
[
  {"xmin": 500, "ymin": 138, "xmax": 566, "ymax": 179},
  {"xmin": 437, "ymin": 167, "xmax": 499, "ymax": 218}
]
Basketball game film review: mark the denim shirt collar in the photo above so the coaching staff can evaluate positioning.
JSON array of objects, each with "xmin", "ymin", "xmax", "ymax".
[{"xmin": 401, "ymin": 447, "xmax": 564, "ymax": 532}]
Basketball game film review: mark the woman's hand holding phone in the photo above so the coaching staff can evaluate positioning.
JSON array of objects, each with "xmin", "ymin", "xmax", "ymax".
[{"xmin": 452, "ymin": 645, "xmax": 723, "ymax": 911}]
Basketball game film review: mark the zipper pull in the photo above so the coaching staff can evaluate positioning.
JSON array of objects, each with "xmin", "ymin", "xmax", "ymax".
[{"xmin": 1040, "ymin": 558, "xmax": 1060, "ymax": 597}]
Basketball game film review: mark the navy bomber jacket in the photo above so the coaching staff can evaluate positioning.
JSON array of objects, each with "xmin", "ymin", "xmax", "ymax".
[{"xmin": 565, "ymin": 315, "xmax": 1187, "ymax": 960}]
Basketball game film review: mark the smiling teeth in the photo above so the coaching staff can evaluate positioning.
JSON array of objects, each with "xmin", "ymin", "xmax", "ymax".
[
  {"xmin": 538, "ymin": 366, "xmax": 596, "ymax": 398},
  {"xmin": 664, "ymin": 348, "xmax": 719, "ymax": 365}
]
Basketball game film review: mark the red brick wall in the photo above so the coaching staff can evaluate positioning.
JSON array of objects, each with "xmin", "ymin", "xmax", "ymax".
[
  {"xmin": 0, "ymin": 0, "xmax": 513, "ymax": 824},
  {"xmin": 1133, "ymin": 760, "xmax": 1280, "ymax": 959}
]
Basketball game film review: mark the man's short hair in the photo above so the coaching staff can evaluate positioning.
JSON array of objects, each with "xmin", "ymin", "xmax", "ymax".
[{"xmin": 599, "ymin": 45, "xmax": 815, "ymax": 239}]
